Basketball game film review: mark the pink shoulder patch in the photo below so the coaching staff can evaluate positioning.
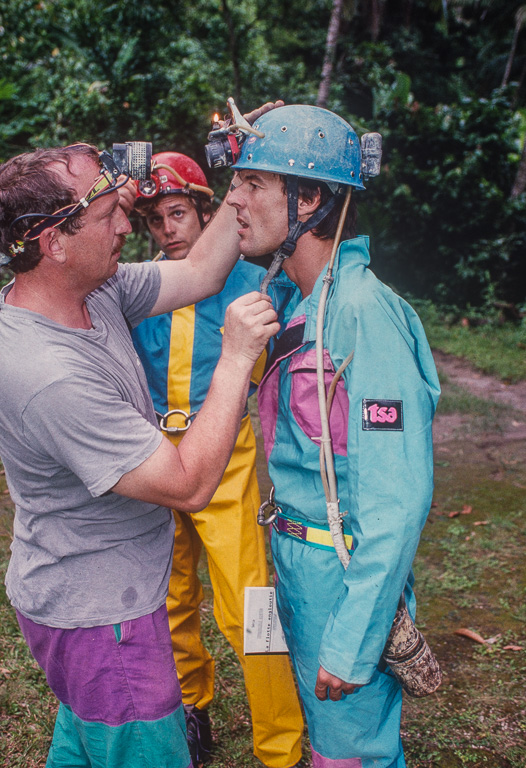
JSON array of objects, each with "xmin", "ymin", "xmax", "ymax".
[{"xmin": 289, "ymin": 348, "xmax": 349, "ymax": 455}]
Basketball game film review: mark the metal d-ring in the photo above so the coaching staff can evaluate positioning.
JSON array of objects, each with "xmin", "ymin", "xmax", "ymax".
[
  {"xmin": 257, "ymin": 485, "xmax": 281, "ymax": 526},
  {"xmin": 159, "ymin": 409, "xmax": 197, "ymax": 435}
]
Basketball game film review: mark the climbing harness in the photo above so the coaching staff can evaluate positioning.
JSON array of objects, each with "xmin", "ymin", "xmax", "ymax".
[{"xmin": 274, "ymin": 510, "xmax": 353, "ymax": 553}]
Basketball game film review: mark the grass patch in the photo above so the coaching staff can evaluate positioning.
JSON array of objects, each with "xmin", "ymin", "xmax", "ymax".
[
  {"xmin": 404, "ymin": 464, "xmax": 526, "ymax": 768},
  {"xmin": 0, "ymin": 487, "xmax": 57, "ymax": 768},
  {"xmin": 413, "ymin": 301, "xmax": 526, "ymax": 383},
  {"xmin": 436, "ymin": 380, "xmax": 510, "ymax": 434}
]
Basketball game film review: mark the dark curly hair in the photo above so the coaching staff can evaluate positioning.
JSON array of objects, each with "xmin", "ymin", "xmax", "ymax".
[{"xmin": 0, "ymin": 144, "xmax": 99, "ymax": 274}]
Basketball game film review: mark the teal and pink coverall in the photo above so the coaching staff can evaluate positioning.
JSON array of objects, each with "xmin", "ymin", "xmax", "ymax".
[{"xmin": 258, "ymin": 236, "xmax": 440, "ymax": 768}]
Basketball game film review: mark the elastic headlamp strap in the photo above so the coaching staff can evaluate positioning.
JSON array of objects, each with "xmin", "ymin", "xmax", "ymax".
[{"xmin": 99, "ymin": 150, "xmax": 121, "ymax": 182}]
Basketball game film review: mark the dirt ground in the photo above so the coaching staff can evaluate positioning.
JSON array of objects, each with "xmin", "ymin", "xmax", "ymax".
[
  {"xmin": 403, "ymin": 351, "xmax": 526, "ymax": 767},
  {"xmin": 433, "ymin": 351, "xmax": 526, "ymax": 414},
  {"xmin": 431, "ymin": 348, "xmax": 526, "ymax": 502},
  {"xmin": 433, "ymin": 349, "xmax": 526, "ymax": 443}
]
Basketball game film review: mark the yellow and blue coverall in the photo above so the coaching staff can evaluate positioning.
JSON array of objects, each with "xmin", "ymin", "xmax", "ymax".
[{"xmin": 132, "ymin": 258, "xmax": 303, "ymax": 768}]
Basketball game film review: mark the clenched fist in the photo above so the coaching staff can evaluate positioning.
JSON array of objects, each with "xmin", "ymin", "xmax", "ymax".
[
  {"xmin": 222, "ymin": 292, "xmax": 279, "ymax": 368},
  {"xmin": 315, "ymin": 666, "xmax": 363, "ymax": 702}
]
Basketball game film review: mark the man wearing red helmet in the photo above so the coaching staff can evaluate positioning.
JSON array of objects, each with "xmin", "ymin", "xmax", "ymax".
[{"xmin": 130, "ymin": 152, "xmax": 303, "ymax": 768}]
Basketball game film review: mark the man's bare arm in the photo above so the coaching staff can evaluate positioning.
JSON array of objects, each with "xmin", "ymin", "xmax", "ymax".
[
  {"xmin": 152, "ymin": 199, "xmax": 240, "ymax": 313},
  {"xmin": 149, "ymin": 101, "xmax": 284, "ymax": 315},
  {"xmin": 112, "ymin": 293, "xmax": 279, "ymax": 511}
]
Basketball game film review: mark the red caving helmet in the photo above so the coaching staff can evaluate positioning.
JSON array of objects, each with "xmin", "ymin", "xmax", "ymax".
[{"xmin": 136, "ymin": 151, "xmax": 214, "ymax": 203}]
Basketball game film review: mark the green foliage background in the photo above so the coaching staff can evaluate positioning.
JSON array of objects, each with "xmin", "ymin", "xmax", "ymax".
[{"xmin": 1, "ymin": 0, "xmax": 525, "ymax": 308}]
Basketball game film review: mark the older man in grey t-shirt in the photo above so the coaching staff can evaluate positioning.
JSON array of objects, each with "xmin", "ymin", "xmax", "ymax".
[
  {"xmin": 2, "ymin": 262, "xmax": 172, "ymax": 628},
  {"xmin": 0, "ymin": 130, "xmax": 280, "ymax": 768}
]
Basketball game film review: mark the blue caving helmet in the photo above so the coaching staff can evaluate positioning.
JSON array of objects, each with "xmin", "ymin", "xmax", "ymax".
[
  {"xmin": 233, "ymin": 104, "xmax": 366, "ymax": 191},
  {"xmin": 230, "ymin": 105, "xmax": 381, "ymax": 290},
  {"xmin": 229, "ymin": 104, "xmax": 381, "ymax": 291}
]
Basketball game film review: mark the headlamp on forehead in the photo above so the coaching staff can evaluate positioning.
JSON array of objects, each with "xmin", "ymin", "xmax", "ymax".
[
  {"xmin": 109, "ymin": 142, "xmax": 152, "ymax": 181},
  {"xmin": 204, "ymin": 97, "xmax": 265, "ymax": 169},
  {"xmin": 2, "ymin": 141, "xmax": 153, "ymax": 265}
]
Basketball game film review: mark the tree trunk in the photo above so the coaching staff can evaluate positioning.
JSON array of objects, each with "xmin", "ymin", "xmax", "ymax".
[
  {"xmin": 514, "ymin": 55, "xmax": 526, "ymax": 106},
  {"xmin": 317, "ymin": 0, "xmax": 345, "ymax": 109},
  {"xmin": 370, "ymin": 0, "xmax": 384, "ymax": 42},
  {"xmin": 221, "ymin": 0, "xmax": 242, "ymax": 105},
  {"xmin": 502, "ymin": 6, "xmax": 526, "ymax": 88},
  {"xmin": 403, "ymin": 0, "xmax": 413, "ymax": 29},
  {"xmin": 510, "ymin": 137, "xmax": 526, "ymax": 198},
  {"xmin": 501, "ymin": 19, "xmax": 520, "ymax": 88}
]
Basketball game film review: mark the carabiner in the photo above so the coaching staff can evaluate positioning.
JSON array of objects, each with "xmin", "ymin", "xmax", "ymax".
[
  {"xmin": 159, "ymin": 409, "xmax": 197, "ymax": 435},
  {"xmin": 257, "ymin": 485, "xmax": 281, "ymax": 527}
]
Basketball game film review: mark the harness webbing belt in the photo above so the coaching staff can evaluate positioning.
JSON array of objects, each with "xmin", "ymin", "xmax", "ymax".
[{"xmin": 274, "ymin": 512, "xmax": 353, "ymax": 553}]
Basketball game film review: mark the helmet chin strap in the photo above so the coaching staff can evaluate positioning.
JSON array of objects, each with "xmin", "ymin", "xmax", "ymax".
[{"xmin": 260, "ymin": 176, "xmax": 341, "ymax": 294}]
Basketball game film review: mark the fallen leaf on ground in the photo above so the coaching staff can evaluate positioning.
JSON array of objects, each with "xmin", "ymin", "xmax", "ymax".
[
  {"xmin": 474, "ymin": 520, "xmax": 490, "ymax": 526},
  {"xmin": 503, "ymin": 645, "xmax": 522, "ymax": 651},
  {"xmin": 447, "ymin": 510, "xmax": 460, "ymax": 518},
  {"xmin": 486, "ymin": 634, "xmax": 502, "ymax": 644},
  {"xmin": 454, "ymin": 628, "xmax": 488, "ymax": 645},
  {"xmin": 461, "ymin": 505, "xmax": 472, "ymax": 514}
]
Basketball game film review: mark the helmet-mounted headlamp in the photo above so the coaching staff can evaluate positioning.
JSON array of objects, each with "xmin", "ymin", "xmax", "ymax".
[
  {"xmin": 136, "ymin": 176, "xmax": 161, "ymax": 198},
  {"xmin": 111, "ymin": 142, "xmax": 152, "ymax": 181},
  {"xmin": 204, "ymin": 98, "xmax": 265, "ymax": 169},
  {"xmin": 3, "ymin": 142, "xmax": 153, "ymax": 265},
  {"xmin": 134, "ymin": 151, "xmax": 214, "ymax": 204}
]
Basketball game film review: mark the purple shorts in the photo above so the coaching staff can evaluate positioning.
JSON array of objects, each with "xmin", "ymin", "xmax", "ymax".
[{"xmin": 17, "ymin": 604, "xmax": 191, "ymax": 768}]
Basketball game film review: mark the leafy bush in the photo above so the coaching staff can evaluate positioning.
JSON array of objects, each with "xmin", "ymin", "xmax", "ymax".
[{"xmin": 0, "ymin": 0, "xmax": 525, "ymax": 310}]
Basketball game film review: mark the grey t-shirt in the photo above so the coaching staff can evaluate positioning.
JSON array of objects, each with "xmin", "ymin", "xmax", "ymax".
[{"xmin": 0, "ymin": 262, "xmax": 176, "ymax": 628}]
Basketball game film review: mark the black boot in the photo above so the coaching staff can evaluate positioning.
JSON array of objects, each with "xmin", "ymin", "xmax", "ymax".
[{"xmin": 183, "ymin": 704, "xmax": 212, "ymax": 767}]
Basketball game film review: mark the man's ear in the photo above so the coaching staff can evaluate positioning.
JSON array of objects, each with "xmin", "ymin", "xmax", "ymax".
[
  {"xmin": 39, "ymin": 227, "xmax": 67, "ymax": 264},
  {"xmin": 297, "ymin": 186, "xmax": 322, "ymax": 219}
]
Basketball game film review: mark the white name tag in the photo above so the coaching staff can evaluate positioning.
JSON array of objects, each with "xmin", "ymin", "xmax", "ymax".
[{"xmin": 243, "ymin": 587, "xmax": 289, "ymax": 655}]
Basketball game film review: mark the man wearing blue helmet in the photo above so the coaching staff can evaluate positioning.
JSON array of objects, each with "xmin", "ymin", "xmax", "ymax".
[{"xmin": 226, "ymin": 105, "xmax": 441, "ymax": 768}]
